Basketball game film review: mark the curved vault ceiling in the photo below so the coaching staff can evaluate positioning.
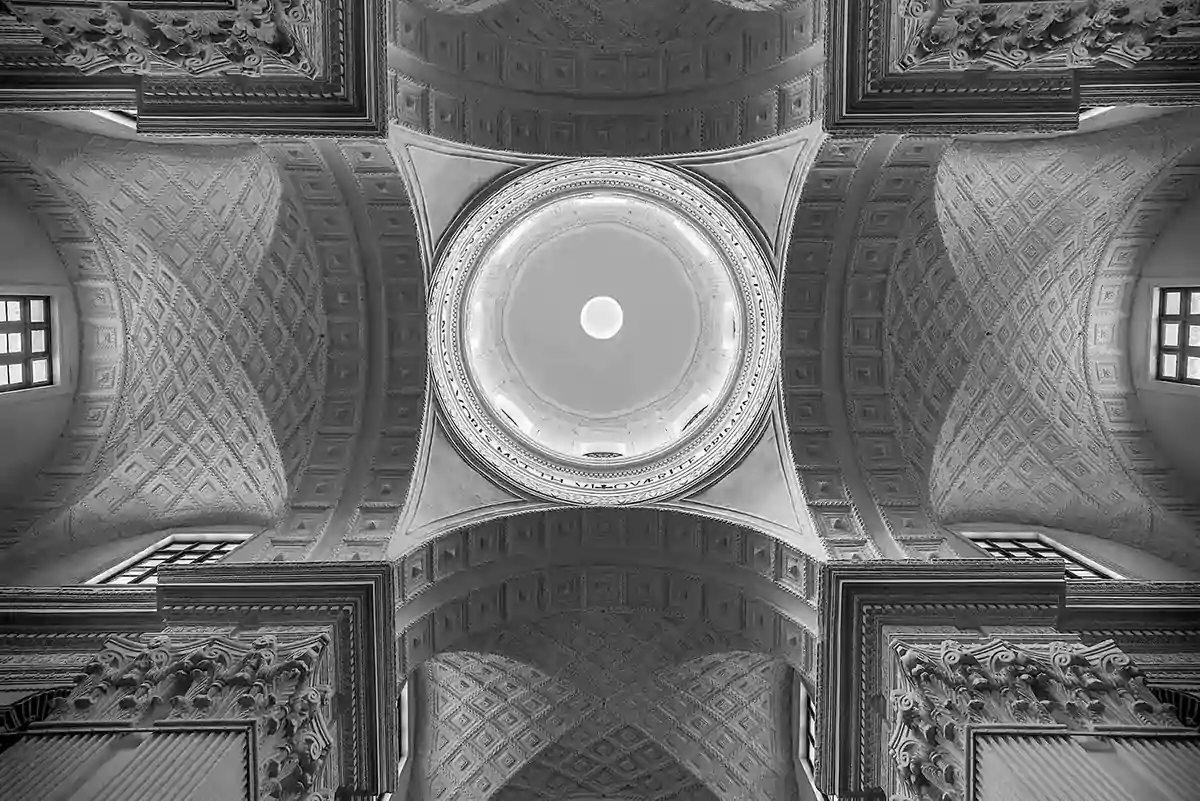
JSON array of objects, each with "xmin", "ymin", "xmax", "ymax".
[
  {"xmin": 413, "ymin": 611, "xmax": 794, "ymax": 801},
  {"xmin": 0, "ymin": 117, "xmax": 328, "ymax": 555},
  {"xmin": 386, "ymin": 0, "xmax": 823, "ymax": 156},
  {"xmin": 926, "ymin": 112, "xmax": 1200, "ymax": 566}
]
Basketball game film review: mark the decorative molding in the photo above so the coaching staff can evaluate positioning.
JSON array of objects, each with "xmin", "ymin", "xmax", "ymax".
[
  {"xmin": 825, "ymin": 0, "xmax": 1200, "ymax": 133},
  {"xmin": 6, "ymin": 0, "xmax": 322, "ymax": 79},
  {"xmin": 815, "ymin": 560, "xmax": 1066, "ymax": 797},
  {"xmin": 386, "ymin": 0, "xmax": 824, "ymax": 155},
  {"xmin": 898, "ymin": 0, "xmax": 1199, "ymax": 72},
  {"xmin": 153, "ymin": 560, "xmax": 397, "ymax": 797},
  {"xmin": 38, "ymin": 631, "xmax": 336, "ymax": 800},
  {"xmin": 0, "ymin": 1, "xmax": 386, "ymax": 136},
  {"xmin": 428, "ymin": 160, "xmax": 780, "ymax": 505},
  {"xmin": 887, "ymin": 636, "xmax": 1188, "ymax": 801}
]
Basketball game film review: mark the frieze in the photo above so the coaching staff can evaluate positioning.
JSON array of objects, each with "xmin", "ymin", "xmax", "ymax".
[
  {"xmin": 826, "ymin": 0, "xmax": 1200, "ymax": 132},
  {"xmin": 0, "ymin": 1, "xmax": 386, "ymax": 136}
]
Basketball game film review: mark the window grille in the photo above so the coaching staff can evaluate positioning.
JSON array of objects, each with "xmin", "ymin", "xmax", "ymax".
[
  {"xmin": 93, "ymin": 535, "xmax": 243, "ymax": 585},
  {"xmin": 970, "ymin": 535, "xmax": 1112, "ymax": 580},
  {"xmin": 0, "ymin": 296, "xmax": 52, "ymax": 392},
  {"xmin": 1155, "ymin": 287, "xmax": 1200, "ymax": 386}
]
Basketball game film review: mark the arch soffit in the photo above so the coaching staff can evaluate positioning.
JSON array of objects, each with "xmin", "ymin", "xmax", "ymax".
[
  {"xmin": 394, "ymin": 511, "xmax": 820, "ymax": 679},
  {"xmin": 223, "ymin": 139, "xmax": 429, "ymax": 564},
  {"xmin": 783, "ymin": 134, "xmax": 963, "ymax": 564},
  {"xmin": 928, "ymin": 111, "xmax": 1200, "ymax": 565},
  {"xmin": 386, "ymin": 0, "xmax": 825, "ymax": 157}
]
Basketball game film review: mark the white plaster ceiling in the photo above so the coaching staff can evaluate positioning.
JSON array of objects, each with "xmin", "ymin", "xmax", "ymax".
[
  {"xmin": 414, "ymin": 612, "xmax": 796, "ymax": 801},
  {"xmin": 385, "ymin": 0, "xmax": 825, "ymax": 155},
  {"xmin": 0, "ymin": 117, "xmax": 326, "ymax": 556},
  {"xmin": 928, "ymin": 111, "xmax": 1200, "ymax": 568}
]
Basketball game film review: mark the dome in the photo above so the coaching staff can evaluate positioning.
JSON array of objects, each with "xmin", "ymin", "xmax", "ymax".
[{"xmin": 428, "ymin": 158, "xmax": 779, "ymax": 504}]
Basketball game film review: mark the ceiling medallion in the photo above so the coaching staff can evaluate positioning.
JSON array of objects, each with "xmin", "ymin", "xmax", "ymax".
[{"xmin": 429, "ymin": 158, "xmax": 780, "ymax": 505}]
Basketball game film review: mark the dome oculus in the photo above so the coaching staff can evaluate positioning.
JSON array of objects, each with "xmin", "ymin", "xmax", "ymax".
[{"xmin": 428, "ymin": 159, "xmax": 780, "ymax": 505}]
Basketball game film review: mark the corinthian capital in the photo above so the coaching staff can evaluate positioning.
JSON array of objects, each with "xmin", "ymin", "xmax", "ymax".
[
  {"xmin": 4, "ymin": 0, "xmax": 318, "ymax": 77},
  {"xmin": 44, "ymin": 631, "xmax": 334, "ymax": 801},
  {"xmin": 900, "ymin": 0, "xmax": 1199, "ymax": 71},
  {"xmin": 887, "ymin": 637, "xmax": 1187, "ymax": 801}
]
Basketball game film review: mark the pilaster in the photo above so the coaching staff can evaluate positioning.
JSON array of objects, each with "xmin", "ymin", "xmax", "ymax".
[{"xmin": 0, "ymin": 561, "xmax": 397, "ymax": 799}]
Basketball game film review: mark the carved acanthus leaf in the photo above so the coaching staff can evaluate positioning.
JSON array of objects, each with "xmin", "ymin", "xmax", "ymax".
[
  {"xmin": 900, "ymin": 0, "xmax": 1199, "ymax": 71},
  {"xmin": 887, "ymin": 638, "xmax": 1188, "ymax": 801},
  {"xmin": 45, "ymin": 632, "xmax": 334, "ymax": 801},
  {"xmin": 5, "ymin": 0, "xmax": 317, "ymax": 77}
]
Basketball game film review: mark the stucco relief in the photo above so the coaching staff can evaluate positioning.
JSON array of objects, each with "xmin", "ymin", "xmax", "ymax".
[{"xmin": 930, "ymin": 111, "xmax": 1200, "ymax": 568}]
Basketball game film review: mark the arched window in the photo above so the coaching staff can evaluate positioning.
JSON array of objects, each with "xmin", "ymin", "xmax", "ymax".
[{"xmin": 86, "ymin": 531, "xmax": 251, "ymax": 585}]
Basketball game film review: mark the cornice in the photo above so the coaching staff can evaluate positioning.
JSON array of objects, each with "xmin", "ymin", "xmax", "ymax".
[
  {"xmin": 0, "ymin": 1, "xmax": 387, "ymax": 136},
  {"xmin": 815, "ymin": 560, "xmax": 1065, "ymax": 798},
  {"xmin": 826, "ymin": 0, "xmax": 1200, "ymax": 133},
  {"xmin": 154, "ymin": 561, "xmax": 398, "ymax": 797}
]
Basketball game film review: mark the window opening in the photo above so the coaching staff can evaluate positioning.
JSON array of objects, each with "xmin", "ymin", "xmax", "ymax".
[
  {"xmin": 93, "ymin": 534, "xmax": 245, "ymax": 585},
  {"xmin": 1150, "ymin": 686, "xmax": 1200, "ymax": 731},
  {"xmin": 0, "ymin": 296, "xmax": 52, "ymax": 392},
  {"xmin": 969, "ymin": 535, "xmax": 1112, "ymax": 580},
  {"xmin": 0, "ymin": 687, "xmax": 73, "ymax": 753},
  {"xmin": 1155, "ymin": 287, "xmax": 1200, "ymax": 385}
]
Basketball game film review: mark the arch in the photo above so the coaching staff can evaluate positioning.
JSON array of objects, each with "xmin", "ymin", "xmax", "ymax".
[
  {"xmin": 786, "ymin": 134, "xmax": 964, "ymax": 562},
  {"xmin": 393, "ymin": 510, "xmax": 820, "ymax": 672},
  {"xmin": 387, "ymin": 0, "xmax": 824, "ymax": 157},
  {"xmin": 398, "ymin": 561, "xmax": 816, "ymax": 680},
  {"xmin": 929, "ymin": 110, "xmax": 1200, "ymax": 569}
]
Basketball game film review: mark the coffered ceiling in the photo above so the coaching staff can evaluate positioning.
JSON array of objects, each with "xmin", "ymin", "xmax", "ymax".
[{"xmin": 386, "ymin": 0, "xmax": 825, "ymax": 155}]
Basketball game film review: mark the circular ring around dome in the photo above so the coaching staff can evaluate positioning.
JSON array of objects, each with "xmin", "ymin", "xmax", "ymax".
[{"xmin": 428, "ymin": 158, "xmax": 780, "ymax": 505}]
